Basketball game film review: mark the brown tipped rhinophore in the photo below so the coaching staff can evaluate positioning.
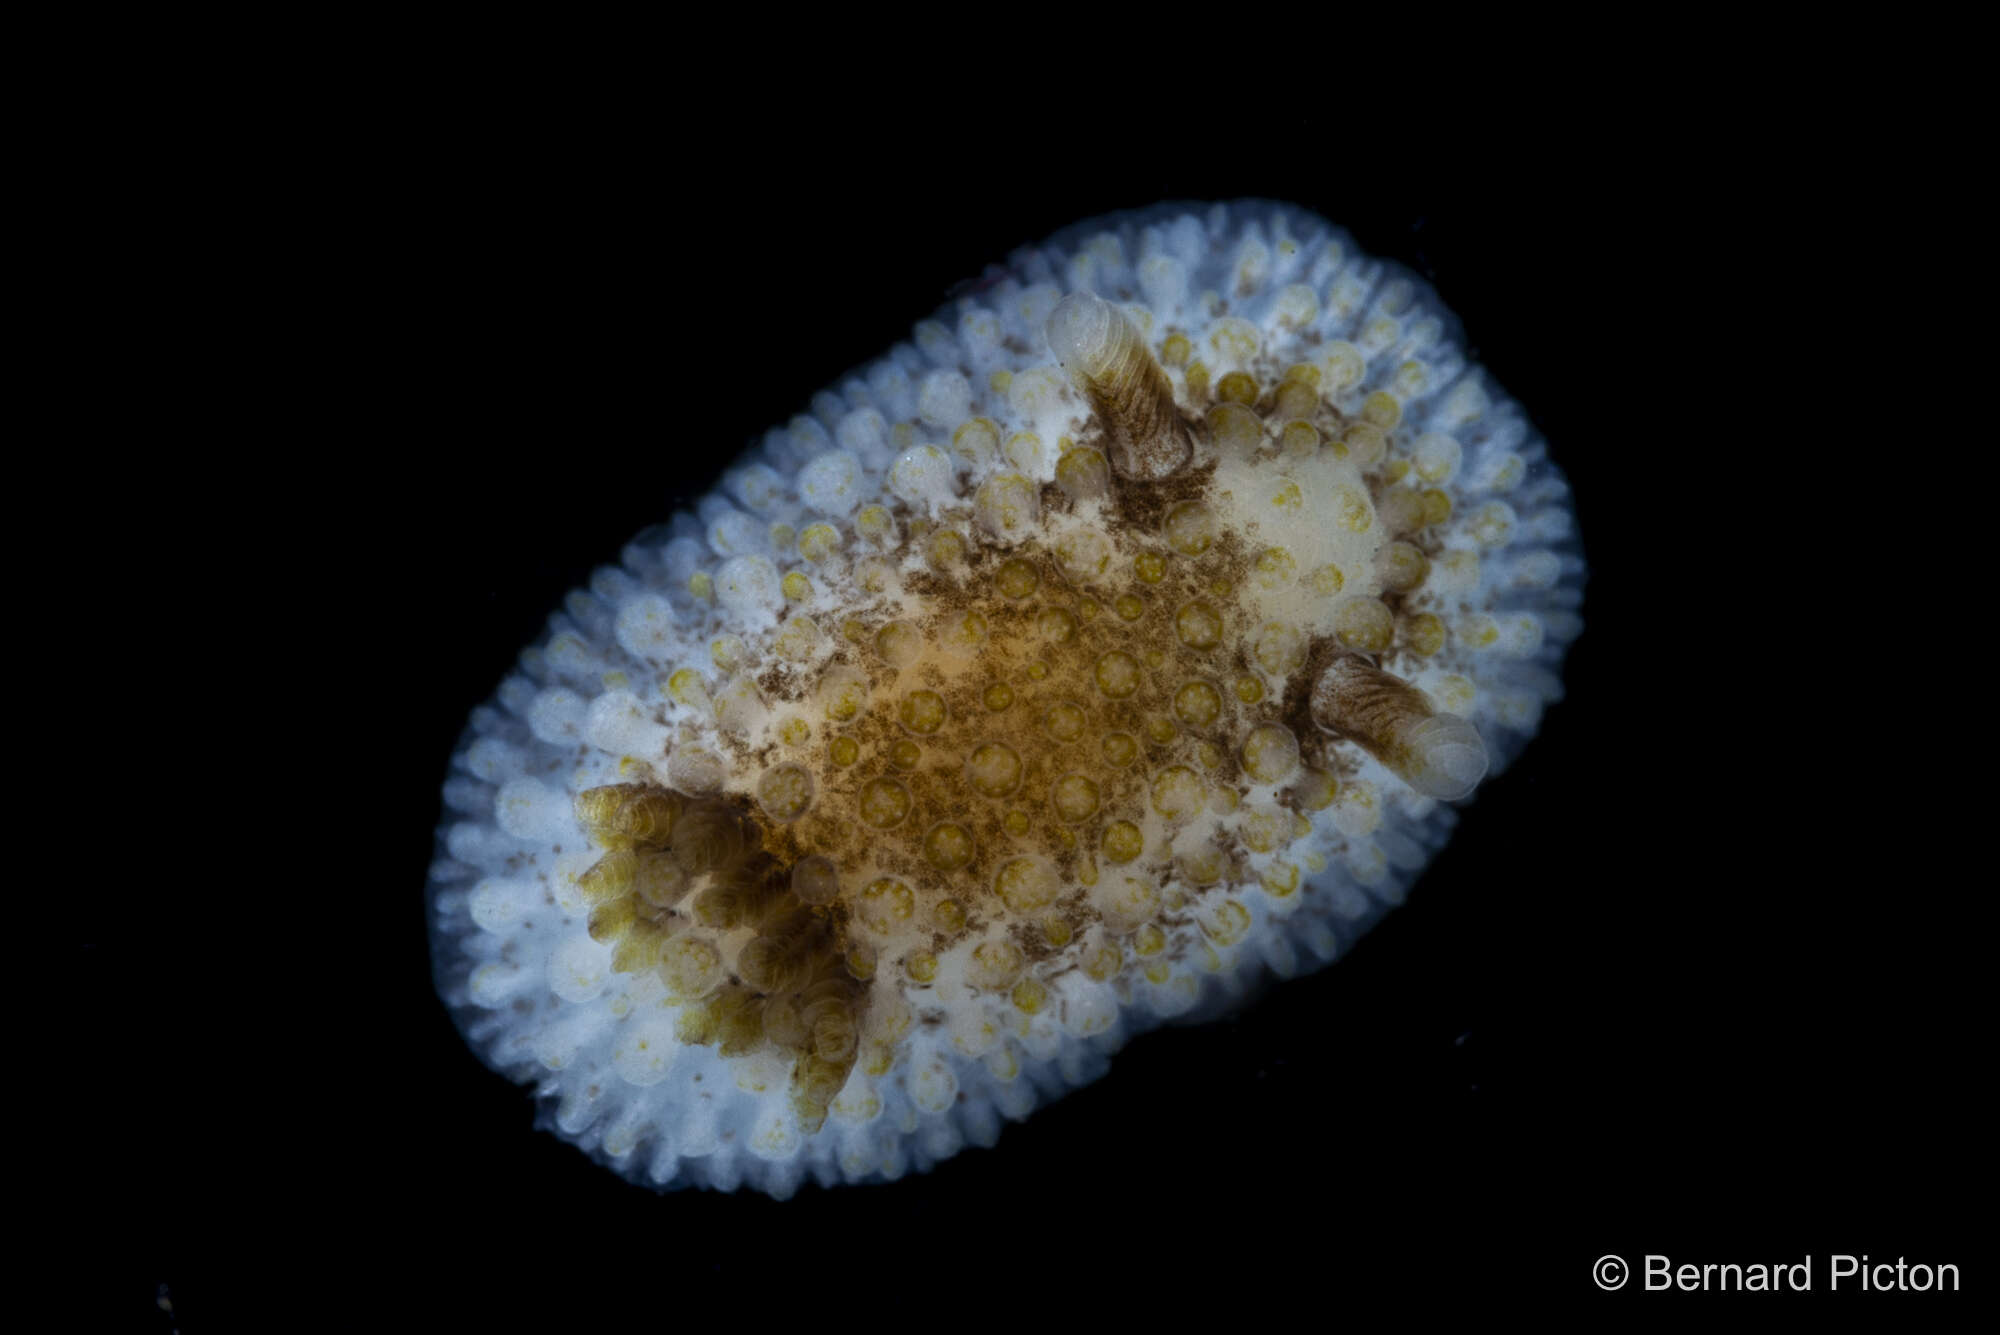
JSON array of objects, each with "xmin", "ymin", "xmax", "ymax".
[
  {"xmin": 1045, "ymin": 292, "xmax": 1192, "ymax": 480},
  {"xmin": 1310, "ymin": 656, "xmax": 1489, "ymax": 801}
]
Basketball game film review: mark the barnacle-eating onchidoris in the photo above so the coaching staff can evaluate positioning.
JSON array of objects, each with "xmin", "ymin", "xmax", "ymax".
[{"xmin": 430, "ymin": 201, "xmax": 1581, "ymax": 1196}]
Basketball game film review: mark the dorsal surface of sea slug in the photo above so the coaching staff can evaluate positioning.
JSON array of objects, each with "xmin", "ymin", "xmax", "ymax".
[{"xmin": 429, "ymin": 201, "xmax": 1582, "ymax": 1197}]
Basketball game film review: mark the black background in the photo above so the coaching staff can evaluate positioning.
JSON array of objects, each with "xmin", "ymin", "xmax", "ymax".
[{"xmin": 124, "ymin": 146, "xmax": 1975, "ymax": 1324}]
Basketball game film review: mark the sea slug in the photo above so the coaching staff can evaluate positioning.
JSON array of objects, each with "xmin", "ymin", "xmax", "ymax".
[{"xmin": 428, "ymin": 201, "xmax": 1582, "ymax": 1196}]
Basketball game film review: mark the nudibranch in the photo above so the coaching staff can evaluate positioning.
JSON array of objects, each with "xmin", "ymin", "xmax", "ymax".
[{"xmin": 429, "ymin": 201, "xmax": 1581, "ymax": 1196}]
